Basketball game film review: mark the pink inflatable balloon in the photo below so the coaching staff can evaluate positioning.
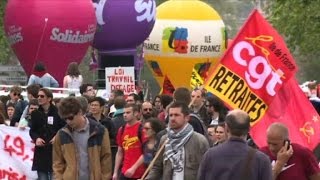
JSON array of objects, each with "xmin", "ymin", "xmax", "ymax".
[{"xmin": 4, "ymin": 0, "xmax": 96, "ymax": 86}]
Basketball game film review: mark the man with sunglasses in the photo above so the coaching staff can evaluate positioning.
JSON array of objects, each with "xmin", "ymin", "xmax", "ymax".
[
  {"xmin": 7, "ymin": 86, "xmax": 22, "ymax": 106},
  {"xmin": 140, "ymin": 101, "xmax": 155, "ymax": 123},
  {"xmin": 6, "ymin": 86, "xmax": 25, "ymax": 126},
  {"xmin": 11, "ymin": 84, "xmax": 41, "ymax": 127},
  {"xmin": 53, "ymin": 97, "xmax": 112, "ymax": 180}
]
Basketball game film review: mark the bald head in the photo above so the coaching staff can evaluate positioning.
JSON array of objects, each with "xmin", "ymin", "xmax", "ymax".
[
  {"xmin": 142, "ymin": 101, "xmax": 152, "ymax": 107},
  {"xmin": 141, "ymin": 101, "xmax": 154, "ymax": 120},
  {"xmin": 225, "ymin": 109, "xmax": 250, "ymax": 137},
  {"xmin": 267, "ymin": 122, "xmax": 289, "ymax": 140}
]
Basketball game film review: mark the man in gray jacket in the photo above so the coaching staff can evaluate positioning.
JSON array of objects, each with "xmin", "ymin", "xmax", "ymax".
[
  {"xmin": 146, "ymin": 101, "xmax": 209, "ymax": 180},
  {"xmin": 197, "ymin": 109, "xmax": 272, "ymax": 180}
]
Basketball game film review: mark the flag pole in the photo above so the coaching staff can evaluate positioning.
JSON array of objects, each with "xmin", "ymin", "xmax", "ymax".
[
  {"xmin": 140, "ymin": 139, "xmax": 168, "ymax": 180},
  {"xmin": 35, "ymin": 18, "xmax": 49, "ymax": 61}
]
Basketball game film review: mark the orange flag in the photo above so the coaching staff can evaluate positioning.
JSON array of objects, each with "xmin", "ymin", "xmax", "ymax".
[{"xmin": 204, "ymin": 9, "xmax": 320, "ymax": 150}]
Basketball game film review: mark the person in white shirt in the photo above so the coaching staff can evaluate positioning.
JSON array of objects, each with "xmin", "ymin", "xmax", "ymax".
[{"xmin": 63, "ymin": 62, "xmax": 83, "ymax": 94}]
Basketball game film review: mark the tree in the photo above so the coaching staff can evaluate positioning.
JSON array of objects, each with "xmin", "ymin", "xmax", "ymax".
[
  {"xmin": 266, "ymin": 0, "xmax": 320, "ymax": 81},
  {"xmin": 0, "ymin": 1, "xmax": 13, "ymax": 64}
]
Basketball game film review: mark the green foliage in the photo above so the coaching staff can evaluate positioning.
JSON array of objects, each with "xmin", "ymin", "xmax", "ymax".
[
  {"xmin": 267, "ymin": 0, "xmax": 320, "ymax": 81},
  {"xmin": 0, "ymin": 1, "xmax": 13, "ymax": 64}
]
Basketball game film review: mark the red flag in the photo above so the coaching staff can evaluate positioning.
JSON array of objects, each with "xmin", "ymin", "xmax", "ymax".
[
  {"xmin": 162, "ymin": 75, "xmax": 175, "ymax": 95},
  {"xmin": 204, "ymin": 9, "xmax": 320, "ymax": 150},
  {"xmin": 251, "ymin": 78, "xmax": 320, "ymax": 150}
]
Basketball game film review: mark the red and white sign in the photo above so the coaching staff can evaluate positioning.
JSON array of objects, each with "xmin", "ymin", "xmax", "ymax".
[
  {"xmin": 0, "ymin": 126, "xmax": 37, "ymax": 180},
  {"xmin": 105, "ymin": 67, "xmax": 136, "ymax": 96}
]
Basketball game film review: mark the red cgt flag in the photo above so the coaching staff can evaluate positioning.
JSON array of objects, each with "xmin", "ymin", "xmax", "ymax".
[
  {"xmin": 251, "ymin": 78, "xmax": 320, "ymax": 150},
  {"xmin": 204, "ymin": 9, "xmax": 320, "ymax": 150}
]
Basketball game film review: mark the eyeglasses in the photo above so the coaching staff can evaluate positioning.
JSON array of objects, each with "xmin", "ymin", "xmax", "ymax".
[
  {"xmin": 38, "ymin": 95, "xmax": 45, "ymax": 98},
  {"xmin": 63, "ymin": 115, "xmax": 75, "ymax": 121},
  {"xmin": 13, "ymin": 93, "xmax": 21, "ymax": 96},
  {"xmin": 143, "ymin": 108, "xmax": 152, "ymax": 112}
]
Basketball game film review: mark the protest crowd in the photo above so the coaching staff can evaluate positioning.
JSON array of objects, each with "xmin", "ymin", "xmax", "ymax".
[
  {"xmin": 1, "ymin": 2, "xmax": 320, "ymax": 179},
  {"xmin": 0, "ymin": 76, "xmax": 320, "ymax": 180}
]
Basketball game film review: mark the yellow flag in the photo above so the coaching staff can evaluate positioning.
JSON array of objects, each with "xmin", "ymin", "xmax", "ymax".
[{"xmin": 190, "ymin": 68, "xmax": 204, "ymax": 89}]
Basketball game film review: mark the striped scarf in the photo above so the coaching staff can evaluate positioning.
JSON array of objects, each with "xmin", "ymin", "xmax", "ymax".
[{"xmin": 164, "ymin": 124, "xmax": 194, "ymax": 169}]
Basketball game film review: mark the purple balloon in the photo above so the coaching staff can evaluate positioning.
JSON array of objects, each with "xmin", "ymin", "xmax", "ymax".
[{"xmin": 92, "ymin": 0, "xmax": 156, "ymax": 50}]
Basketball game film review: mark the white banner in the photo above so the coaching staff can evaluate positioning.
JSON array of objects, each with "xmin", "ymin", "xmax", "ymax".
[
  {"xmin": 105, "ymin": 67, "xmax": 135, "ymax": 96},
  {"xmin": 0, "ymin": 125, "xmax": 37, "ymax": 180}
]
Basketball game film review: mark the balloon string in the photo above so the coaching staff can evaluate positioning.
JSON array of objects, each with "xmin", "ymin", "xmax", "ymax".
[{"xmin": 35, "ymin": 18, "xmax": 48, "ymax": 61}]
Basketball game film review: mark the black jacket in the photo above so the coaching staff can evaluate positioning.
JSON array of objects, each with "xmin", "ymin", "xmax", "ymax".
[{"xmin": 29, "ymin": 104, "xmax": 65, "ymax": 171}]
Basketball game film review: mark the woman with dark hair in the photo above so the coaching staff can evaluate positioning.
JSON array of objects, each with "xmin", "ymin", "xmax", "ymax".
[
  {"xmin": 29, "ymin": 88, "xmax": 65, "ymax": 180},
  {"xmin": 63, "ymin": 62, "xmax": 83, "ymax": 93},
  {"xmin": 28, "ymin": 62, "xmax": 59, "ymax": 87},
  {"xmin": 143, "ymin": 118, "xmax": 165, "ymax": 166},
  {"xmin": 152, "ymin": 95, "xmax": 162, "ymax": 112}
]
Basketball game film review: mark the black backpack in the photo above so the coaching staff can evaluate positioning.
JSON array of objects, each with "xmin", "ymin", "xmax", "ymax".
[{"xmin": 189, "ymin": 113, "xmax": 213, "ymax": 147}]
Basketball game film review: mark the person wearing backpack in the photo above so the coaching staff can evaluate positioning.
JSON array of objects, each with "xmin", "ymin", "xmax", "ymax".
[
  {"xmin": 173, "ymin": 87, "xmax": 209, "ymax": 137},
  {"xmin": 190, "ymin": 88, "xmax": 210, "ymax": 126},
  {"xmin": 112, "ymin": 104, "xmax": 147, "ymax": 180}
]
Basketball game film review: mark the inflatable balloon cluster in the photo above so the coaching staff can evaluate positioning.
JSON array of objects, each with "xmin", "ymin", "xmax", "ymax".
[{"xmin": 4, "ymin": 0, "xmax": 156, "ymax": 86}]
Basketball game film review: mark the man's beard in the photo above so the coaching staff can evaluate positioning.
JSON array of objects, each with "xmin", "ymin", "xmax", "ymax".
[{"xmin": 143, "ymin": 113, "xmax": 152, "ymax": 120}]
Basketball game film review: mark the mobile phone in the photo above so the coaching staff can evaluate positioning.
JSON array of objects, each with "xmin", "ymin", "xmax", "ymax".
[{"xmin": 284, "ymin": 139, "xmax": 291, "ymax": 150}]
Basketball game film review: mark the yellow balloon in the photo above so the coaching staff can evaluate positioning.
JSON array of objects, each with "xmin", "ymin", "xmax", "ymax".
[{"xmin": 144, "ymin": 0, "xmax": 226, "ymax": 90}]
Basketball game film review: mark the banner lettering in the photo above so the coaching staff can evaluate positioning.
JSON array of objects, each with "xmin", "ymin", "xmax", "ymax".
[{"xmin": 0, "ymin": 126, "xmax": 37, "ymax": 179}]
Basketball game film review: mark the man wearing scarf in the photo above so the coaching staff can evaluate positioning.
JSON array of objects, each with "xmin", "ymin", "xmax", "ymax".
[{"xmin": 146, "ymin": 101, "xmax": 209, "ymax": 180}]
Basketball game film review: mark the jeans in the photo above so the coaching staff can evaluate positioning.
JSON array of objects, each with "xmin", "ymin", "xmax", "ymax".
[{"xmin": 37, "ymin": 171, "xmax": 53, "ymax": 180}]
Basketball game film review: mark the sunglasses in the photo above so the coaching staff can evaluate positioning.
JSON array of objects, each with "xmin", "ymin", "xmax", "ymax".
[
  {"xmin": 13, "ymin": 93, "xmax": 21, "ymax": 96},
  {"xmin": 38, "ymin": 95, "xmax": 45, "ymax": 98},
  {"xmin": 143, "ymin": 108, "xmax": 152, "ymax": 112},
  {"xmin": 63, "ymin": 115, "xmax": 75, "ymax": 121}
]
